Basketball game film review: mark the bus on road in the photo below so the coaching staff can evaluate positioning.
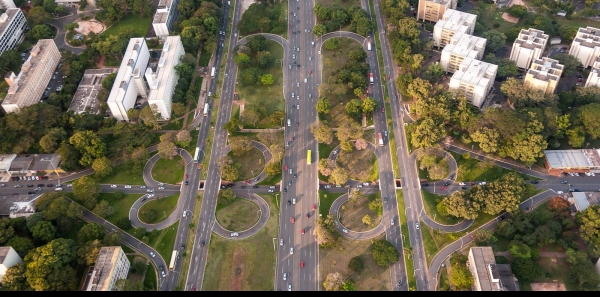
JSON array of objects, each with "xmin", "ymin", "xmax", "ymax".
[
  {"xmin": 367, "ymin": 41, "xmax": 371, "ymax": 51},
  {"xmin": 194, "ymin": 147, "xmax": 200, "ymax": 163},
  {"xmin": 169, "ymin": 250, "xmax": 178, "ymax": 270},
  {"xmin": 307, "ymin": 150, "xmax": 311, "ymax": 165},
  {"xmin": 204, "ymin": 103, "xmax": 209, "ymax": 116},
  {"xmin": 210, "ymin": 67, "xmax": 216, "ymax": 78},
  {"xmin": 369, "ymin": 73, "xmax": 374, "ymax": 84}
]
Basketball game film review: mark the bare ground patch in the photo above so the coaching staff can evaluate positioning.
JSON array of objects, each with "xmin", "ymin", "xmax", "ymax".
[
  {"xmin": 75, "ymin": 20, "xmax": 105, "ymax": 35},
  {"xmin": 339, "ymin": 195, "xmax": 381, "ymax": 232},
  {"xmin": 530, "ymin": 282, "xmax": 566, "ymax": 291},
  {"xmin": 501, "ymin": 13, "xmax": 519, "ymax": 23},
  {"xmin": 337, "ymin": 148, "xmax": 375, "ymax": 181},
  {"xmin": 229, "ymin": 248, "xmax": 247, "ymax": 291}
]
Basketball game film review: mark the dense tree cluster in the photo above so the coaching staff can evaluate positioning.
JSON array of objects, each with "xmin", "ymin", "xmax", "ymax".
[
  {"xmin": 314, "ymin": 215, "xmax": 339, "ymax": 248},
  {"xmin": 95, "ymin": 0, "xmax": 153, "ymax": 24},
  {"xmin": 175, "ymin": 0, "xmax": 221, "ymax": 54},
  {"xmin": 370, "ymin": 239, "xmax": 399, "ymax": 266},
  {"xmin": 448, "ymin": 254, "xmax": 473, "ymax": 289},
  {"xmin": 238, "ymin": 2, "xmax": 285, "ymax": 36},
  {"xmin": 312, "ymin": 4, "xmax": 373, "ymax": 36}
]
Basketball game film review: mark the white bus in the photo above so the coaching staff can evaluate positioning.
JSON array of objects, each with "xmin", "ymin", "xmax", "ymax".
[
  {"xmin": 211, "ymin": 67, "xmax": 216, "ymax": 78},
  {"xmin": 169, "ymin": 250, "xmax": 178, "ymax": 271},
  {"xmin": 367, "ymin": 41, "xmax": 371, "ymax": 51},
  {"xmin": 204, "ymin": 103, "xmax": 209, "ymax": 117},
  {"xmin": 194, "ymin": 147, "xmax": 200, "ymax": 163}
]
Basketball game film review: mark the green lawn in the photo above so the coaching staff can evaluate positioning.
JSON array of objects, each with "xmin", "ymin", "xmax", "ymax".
[
  {"xmin": 215, "ymin": 198, "xmax": 260, "ymax": 231},
  {"xmin": 199, "ymin": 47, "xmax": 211, "ymax": 66},
  {"xmin": 99, "ymin": 162, "xmax": 146, "ymax": 185},
  {"xmin": 100, "ymin": 192, "xmax": 143, "ymax": 231},
  {"xmin": 451, "ymin": 151, "xmax": 521, "ymax": 182},
  {"xmin": 318, "ymin": 141, "xmax": 340, "ymax": 181},
  {"xmin": 421, "ymin": 190, "xmax": 461, "ymax": 225},
  {"xmin": 151, "ymin": 155, "xmax": 185, "ymax": 185},
  {"xmin": 229, "ymin": 148, "xmax": 265, "ymax": 181},
  {"xmin": 236, "ymin": 40, "xmax": 284, "ymax": 129},
  {"xmin": 101, "ymin": 15, "xmax": 152, "ymax": 37},
  {"xmin": 153, "ymin": 221, "xmax": 179, "ymax": 261},
  {"xmin": 202, "ymin": 194, "xmax": 279, "ymax": 290},
  {"xmin": 139, "ymin": 194, "xmax": 180, "ymax": 224},
  {"xmin": 144, "ymin": 262, "xmax": 157, "ymax": 291},
  {"xmin": 257, "ymin": 172, "xmax": 282, "ymax": 186},
  {"xmin": 161, "ymin": 119, "xmax": 183, "ymax": 130},
  {"xmin": 319, "ymin": 190, "xmax": 345, "ymax": 215},
  {"xmin": 397, "ymin": 190, "xmax": 416, "ymax": 290},
  {"xmin": 368, "ymin": 153, "xmax": 379, "ymax": 181}
]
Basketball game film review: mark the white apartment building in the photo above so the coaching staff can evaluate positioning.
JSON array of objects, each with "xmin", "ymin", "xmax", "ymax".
[
  {"xmin": 509, "ymin": 28, "xmax": 549, "ymax": 70},
  {"xmin": 107, "ymin": 38, "xmax": 150, "ymax": 121},
  {"xmin": 416, "ymin": 0, "xmax": 457, "ymax": 23},
  {"xmin": 152, "ymin": 0, "xmax": 180, "ymax": 38},
  {"xmin": 433, "ymin": 9, "xmax": 477, "ymax": 48},
  {"xmin": 569, "ymin": 26, "xmax": 600, "ymax": 69},
  {"xmin": 1, "ymin": 39, "xmax": 60, "ymax": 114},
  {"xmin": 85, "ymin": 247, "xmax": 130, "ymax": 291},
  {"xmin": 0, "ymin": 246, "xmax": 23, "ymax": 283},
  {"xmin": 585, "ymin": 57, "xmax": 600, "ymax": 88},
  {"xmin": 468, "ymin": 247, "xmax": 519, "ymax": 291},
  {"xmin": 145, "ymin": 35, "xmax": 184, "ymax": 119},
  {"xmin": 440, "ymin": 32, "xmax": 486, "ymax": 73},
  {"xmin": 524, "ymin": 57, "xmax": 564, "ymax": 95},
  {"xmin": 0, "ymin": 8, "xmax": 27, "ymax": 58},
  {"xmin": 0, "ymin": 0, "xmax": 16, "ymax": 9},
  {"xmin": 449, "ymin": 57, "xmax": 497, "ymax": 108}
]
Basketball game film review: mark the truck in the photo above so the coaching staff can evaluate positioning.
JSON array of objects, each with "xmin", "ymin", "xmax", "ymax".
[
  {"xmin": 169, "ymin": 250, "xmax": 178, "ymax": 270},
  {"xmin": 378, "ymin": 133, "xmax": 383, "ymax": 146},
  {"xmin": 204, "ymin": 103, "xmax": 209, "ymax": 116},
  {"xmin": 210, "ymin": 67, "xmax": 216, "ymax": 78},
  {"xmin": 367, "ymin": 41, "xmax": 371, "ymax": 51},
  {"xmin": 369, "ymin": 73, "xmax": 374, "ymax": 84}
]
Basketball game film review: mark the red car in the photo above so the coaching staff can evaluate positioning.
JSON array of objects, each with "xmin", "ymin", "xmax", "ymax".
[
  {"xmin": 308, "ymin": 70, "xmax": 312, "ymax": 74},
  {"xmin": 312, "ymin": 204, "xmax": 316, "ymax": 211},
  {"xmin": 306, "ymin": 213, "xmax": 310, "ymax": 218},
  {"xmin": 440, "ymin": 186, "xmax": 447, "ymax": 190},
  {"xmin": 291, "ymin": 217, "xmax": 295, "ymax": 224},
  {"xmin": 381, "ymin": 107, "xmax": 385, "ymax": 112},
  {"xmin": 302, "ymin": 228, "xmax": 305, "ymax": 234},
  {"xmin": 470, "ymin": 182, "xmax": 476, "ymax": 186},
  {"xmin": 191, "ymin": 286, "xmax": 196, "ymax": 291},
  {"xmin": 184, "ymin": 174, "xmax": 188, "ymax": 180},
  {"xmin": 300, "ymin": 261, "xmax": 304, "ymax": 268},
  {"xmin": 284, "ymin": 164, "xmax": 289, "ymax": 171}
]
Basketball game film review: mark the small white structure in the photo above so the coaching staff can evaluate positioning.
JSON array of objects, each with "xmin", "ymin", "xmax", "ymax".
[
  {"xmin": 440, "ymin": 31, "xmax": 486, "ymax": 73},
  {"xmin": 449, "ymin": 57, "xmax": 498, "ymax": 108},
  {"xmin": 152, "ymin": 0, "xmax": 180, "ymax": 38},
  {"xmin": 524, "ymin": 57, "xmax": 564, "ymax": 95},
  {"xmin": 0, "ymin": 8, "xmax": 28, "ymax": 62},
  {"xmin": 107, "ymin": 38, "xmax": 150, "ymax": 121},
  {"xmin": 433, "ymin": 9, "xmax": 477, "ymax": 48},
  {"xmin": 569, "ymin": 26, "xmax": 600, "ymax": 69},
  {"xmin": 0, "ymin": 247, "xmax": 23, "ymax": 283},
  {"xmin": 416, "ymin": 0, "xmax": 457, "ymax": 23},
  {"xmin": 509, "ymin": 28, "xmax": 549, "ymax": 70}
]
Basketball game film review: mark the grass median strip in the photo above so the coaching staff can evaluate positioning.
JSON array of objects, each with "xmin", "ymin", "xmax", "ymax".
[
  {"xmin": 176, "ymin": 193, "xmax": 203, "ymax": 290},
  {"xmin": 396, "ymin": 190, "xmax": 416, "ymax": 290}
]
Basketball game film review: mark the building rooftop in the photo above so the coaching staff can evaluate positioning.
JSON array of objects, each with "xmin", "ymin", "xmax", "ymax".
[
  {"xmin": 496, "ymin": 264, "xmax": 520, "ymax": 291},
  {"xmin": 153, "ymin": 0, "xmax": 173, "ymax": 24},
  {"xmin": 470, "ymin": 247, "xmax": 498, "ymax": 291},
  {"xmin": 514, "ymin": 28, "xmax": 549, "ymax": 50},
  {"xmin": 107, "ymin": 38, "xmax": 147, "ymax": 106},
  {"xmin": 0, "ymin": 246, "xmax": 10, "ymax": 263},
  {"xmin": 573, "ymin": 26, "xmax": 600, "ymax": 48},
  {"xmin": 443, "ymin": 32, "xmax": 486, "ymax": 57},
  {"xmin": 29, "ymin": 154, "xmax": 61, "ymax": 171},
  {"xmin": 0, "ymin": 193, "xmax": 39, "ymax": 217},
  {"xmin": 544, "ymin": 149, "xmax": 600, "ymax": 169},
  {"xmin": 436, "ymin": 9, "xmax": 477, "ymax": 32},
  {"xmin": 146, "ymin": 36, "xmax": 181, "ymax": 115},
  {"xmin": 451, "ymin": 58, "xmax": 498, "ymax": 87},
  {"xmin": 572, "ymin": 192, "xmax": 600, "ymax": 212},
  {"xmin": 68, "ymin": 68, "xmax": 118, "ymax": 115},
  {"xmin": 0, "ymin": 8, "xmax": 20, "ymax": 36},
  {"xmin": 86, "ymin": 246, "xmax": 124, "ymax": 291},
  {"xmin": 8, "ymin": 156, "xmax": 33, "ymax": 172},
  {"xmin": 0, "ymin": 154, "xmax": 16, "ymax": 172},
  {"xmin": 527, "ymin": 57, "xmax": 563, "ymax": 82},
  {"xmin": 424, "ymin": 0, "xmax": 453, "ymax": 4}
]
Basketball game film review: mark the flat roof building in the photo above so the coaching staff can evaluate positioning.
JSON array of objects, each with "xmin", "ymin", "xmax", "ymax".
[
  {"xmin": 145, "ymin": 35, "xmax": 184, "ymax": 120},
  {"xmin": 0, "ymin": 247, "xmax": 23, "ymax": 283},
  {"xmin": 440, "ymin": 32, "xmax": 486, "ymax": 73},
  {"xmin": 449, "ymin": 58, "xmax": 497, "ymax": 108},
  {"xmin": 468, "ymin": 247, "xmax": 519, "ymax": 291},
  {"xmin": 1, "ymin": 39, "xmax": 60, "ymax": 114},
  {"xmin": 524, "ymin": 57, "xmax": 563, "ymax": 95},
  {"xmin": 510, "ymin": 28, "xmax": 549, "ymax": 70},
  {"xmin": 0, "ymin": 0, "xmax": 16, "ymax": 10},
  {"xmin": 69, "ymin": 68, "xmax": 118, "ymax": 115},
  {"xmin": 433, "ymin": 9, "xmax": 477, "ymax": 48},
  {"xmin": 0, "ymin": 8, "xmax": 27, "ymax": 58},
  {"xmin": 0, "ymin": 193, "xmax": 39, "ymax": 218},
  {"xmin": 544, "ymin": 149, "xmax": 600, "ymax": 175},
  {"xmin": 152, "ymin": 0, "xmax": 180, "ymax": 38},
  {"xmin": 417, "ymin": 0, "xmax": 457, "ymax": 23},
  {"xmin": 85, "ymin": 246, "xmax": 130, "ymax": 291},
  {"xmin": 569, "ymin": 26, "xmax": 600, "ymax": 69},
  {"xmin": 0, "ymin": 154, "xmax": 16, "ymax": 174},
  {"xmin": 107, "ymin": 38, "xmax": 150, "ymax": 122},
  {"xmin": 585, "ymin": 57, "xmax": 600, "ymax": 88}
]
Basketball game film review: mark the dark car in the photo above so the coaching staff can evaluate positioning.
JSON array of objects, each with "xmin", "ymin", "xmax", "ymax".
[
  {"xmin": 384, "ymin": 196, "xmax": 388, "ymax": 202},
  {"xmin": 185, "ymin": 180, "xmax": 189, "ymax": 185},
  {"xmin": 228, "ymin": 184, "xmax": 234, "ymax": 187},
  {"xmin": 289, "ymin": 180, "xmax": 292, "ymax": 185},
  {"xmin": 499, "ymin": 216, "xmax": 505, "ymax": 220},
  {"xmin": 27, "ymin": 184, "xmax": 33, "ymax": 187},
  {"xmin": 444, "ymin": 182, "xmax": 450, "ymax": 186},
  {"xmin": 201, "ymin": 240, "xmax": 205, "ymax": 246},
  {"xmin": 296, "ymin": 64, "xmax": 300, "ymax": 69},
  {"xmin": 287, "ymin": 200, "xmax": 291, "ymax": 205},
  {"xmin": 28, "ymin": 191, "xmax": 35, "ymax": 194},
  {"xmin": 422, "ymin": 183, "xmax": 429, "ymax": 187},
  {"xmin": 530, "ymin": 180, "xmax": 539, "ymax": 184},
  {"xmin": 293, "ymin": 174, "xmax": 297, "ymax": 179},
  {"xmin": 241, "ymin": 185, "xmax": 246, "ymax": 189},
  {"xmin": 38, "ymin": 184, "xmax": 44, "ymax": 187},
  {"xmin": 561, "ymin": 180, "xmax": 568, "ymax": 184},
  {"xmin": 43, "ymin": 176, "xmax": 48, "ymax": 180},
  {"xmin": 181, "ymin": 244, "xmax": 185, "ymax": 251},
  {"xmin": 284, "ymin": 188, "xmax": 287, "ymax": 193},
  {"xmin": 461, "ymin": 187, "xmax": 467, "ymax": 190},
  {"xmin": 253, "ymin": 185, "xmax": 259, "ymax": 189},
  {"xmin": 47, "ymin": 184, "xmax": 53, "ymax": 187}
]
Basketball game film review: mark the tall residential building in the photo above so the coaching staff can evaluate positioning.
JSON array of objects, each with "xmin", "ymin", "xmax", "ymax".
[
  {"xmin": 509, "ymin": 28, "xmax": 549, "ymax": 70},
  {"xmin": 0, "ymin": 0, "xmax": 16, "ymax": 9},
  {"xmin": 569, "ymin": 26, "xmax": 600, "ymax": 69},
  {"xmin": 0, "ymin": 246, "xmax": 24, "ymax": 283},
  {"xmin": 468, "ymin": 247, "xmax": 520, "ymax": 291},
  {"xmin": 152, "ymin": 0, "xmax": 180, "ymax": 38},
  {"xmin": 524, "ymin": 57, "xmax": 564, "ymax": 95},
  {"xmin": 449, "ymin": 57, "xmax": 497, "ymax": 108},
  {"xmin": 440, "ymin": 32, "xmax": 486, "ymax": 73},
  {"xmin": 85, "ymin": 247, "xmax": 130, "ymax": 291},
  {"xmin": 145, "ymin": 35, "xmax": 184, "ymax": 119},
  {"xmin": 0, "ymin": 8, "xmax": 27, "ymax": 58},
  {"xmin": 107, "ymin": 38, "xmax": 150, "ymax": 121},
  {"xmin": 433, "ymin": 9, "xmax": 477, "ymax": 48},
  {"xmin": 416, "ymin": 0, "xmax": 457, "ymax": 23},
  {"xmin": 585, "ymin": 57, "xmax": 600, "ymax": 88},
  {"xmin": 1, "ymin": 39, "xmax": 60, "ymax": 114}
]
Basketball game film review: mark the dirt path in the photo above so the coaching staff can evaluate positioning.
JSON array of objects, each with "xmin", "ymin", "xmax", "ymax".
[{"xmin": 229, "ymin": 248, "xmax": 246, "ymax": 291}]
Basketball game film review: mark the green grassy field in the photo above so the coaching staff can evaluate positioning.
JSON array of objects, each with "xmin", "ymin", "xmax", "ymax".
[
  {"xmin": 319, "ymin": 190, "xmax": 345, "ymax": 215},
  {"xmin": 100, "ymin": 192, "xmax": 143, "ymax": 231},
  {"xmin": 144, "ymin": 262, "xmax": 157, "ymax": 291},
  {"xmin": 317, "ymin": 141, "xmax": 340, "ymax": 181},
  {"xmin": 139, "ymin": 194, "xmax": 180, "ymax": 224},
  {"xmin": 202, "ymin": 194, "xmax": 279, "ymax": 290},
  {"xmin": 101, "ymin": 15, "xmax": 152, "ymax": 37},
  {"xmin": 99, "ymin": 162, "xmax": 146, "ymax": 185},
  {"xmin": 153, "ymin": 221, "xmax": 179, "ymax": 262},
  {"xmin": 451, "ymin": 151, "xmax": 521, "ymax": 182},
  {"xmin": 236, "ymin": 40, "xmax": 285, "ymax": 129},
  {"xmin": 151, "ymin": 156, "xmax": 185, "ymax": 185},
  {"xmin": 229, "ymin": 148, "xmax": 265, "ymax": 181},
  {"xmin": 258, "ymin": 172, "xmax": 282, "ymax": 186},
  {"xmin": 215, "ymin": 198, "xmax": 261, "ymax": 231},
  {"xmin": 421, "ymin": 190, "xmax": 461, "ymax": 225}
]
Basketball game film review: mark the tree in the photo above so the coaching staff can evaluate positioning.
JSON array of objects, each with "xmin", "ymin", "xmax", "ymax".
[
  {"xmin": 341, "ymin": 280, "xmax": 356, "ymax": 291},
  {"xmin": 577, "ymin": 103, "xmax": 600, "ymax": 139},
  {"xmin": 130, "ymin": 258, "xmax": 147, "ymax": 275},
  {"xmin": 310, "ymin": 123, "xmax": 333, "ymax": 144},
  {"xmin": 234, "ymin": 53, "xmax": 251, "ymax": 67},
  {"xmin": 56, "ymin": 142, "xmax": 82, "ymax": 172},
  {"xmin": 24, "ymin": 238, "xmax": 78, "ymax": 290},
  {"xmin": 31, "ymin": 221, "xmax": 56, "ymax": 243},
  {"xmin": 371, "ymin": 239, "xmax": 399, "ymax": 266},
  {"xmin": 224, "ymin": 117, "xmax": 241, "ymax": 134},
  {"xmin": 471, "ymin": 127, "xmax": 500, "ymax": 153},
  {"xmin": 442, "ymin": 191, "xmax": 480, "ymax": 220},
  {"xmin": 577, "ymin": 205, "xmax": 600, "ymax": 254},
  {"xmin": 323, "ymin": 272, "xmax": 345, "ymax": 291},
  {"xmin": 157, "ymin": 139, "xmax": 177, "ymax": 160},
  {"xmin": 260, "ymin": 74, "xmax": 274, "ymax": 85},
  {"xmin": 265, "ymin": 161, "xmax": 281, "ymax": 176},
  {"xmin": 422, "ymin": 62, "xmax": 444, "ymax": 82},
  {"xmin": 43, "ymin": 197, "xmax": 71, "ymax": 221},
  {"xmin": 176, "ymin": 130, "xmax": 192, "ymax": 147},
  {"xmin": 72, "ymin": 176, "xmax": 100, "ymax": 209},
  {"xmin": 26, "ymin": 7, "xmax": 48, "ymax": 25},
  {"xmin": 0, "ymin": 264, "xmax": 31, "ymax": 291},
  {"xmin": 141, "ymin": 210, "xmax": 157, "ymax": 223},
  {"xmin": 0, "ymin": 218, "xmax": 15, "ymax": 245},
  {"xmin": 511, "ymin": 257, "xmax": 541, "ymax": 282},
  {"xmin": 171, "ymin": 102, "xmax": 186, "ymax": 117},
  {"xmin": 362, "ymin": 97, "xmax": 378, "ymax": 114},
  {"xmin": 314, "ymin": 215, "xmax": 338, "ymax": 247},
  {"xmin": 269, "ymin": 110, "xmax": 285, "ymax": 125},
  {"xmin": 316, "ymin": 98, "xmax": 331, "ymax": 114},
  {"xmin": 507, "ymin": 4, "xmax": 527, "ymax": 18},
  {"xmin": 69, "ymin": 130, "xmax": 107, "ymax": 167},
  {"xmin": 473, "ymin": 228, "xmax": 496, "ymax": 245},
  {"xmin": 348, "ymin": 255, "xmax": 365, "ymax": 273},
  {"xmin": 566, "ymin": 126, "xmax": 586, "ymax": 148},
  {"xmin": 313, "ymin": 24, "xmax": 327, "ymax": 36},
  {"xmin": 103, "ymin": 230, "xmax": 123, "ymax": 246},
  {"xmin": 77, "ymin": 239, "xmax": 102, "ymax": 266},
  {"xmin": 509, "ymin": 240, "xmax": 532, "ymax": 259},
  {"xmin": 92, "ymin": 156, "xmax": 112, "ymax": 178},
  {"xmin": 28, "ymin": 24, "xmax": 54, "ymax": 41},
  {"xmin": 449, "ymin": 254, "xmax": 474, "ymax": 289},
  {"xmin": 336, "ymin": 118, "xmax": 363, "ymax": 142},
  {"xmin": 318, "ymin": 158, "xmax": 336, "ymax": 177},
  {"xmin": 548, "ymin": 197, "xmax": 570, "ymax": 219},
  {"xmin": 362, "ymin": 214, "xmax": 373, "ymax": 225},
  {"xmin": 354, "ymin": 138, "xmax": 367, "ymax": 150},
  {"xmin": 482, "ymin": 30, "xmax": 507, "ymax": 53},
  {"xmin": 6, "ymin": 236, "xmax": 35, "ymax": 258},
  {"xmin": 115, "ymin": 279, "xmax": 144, "ymax": 291},
  {"xmin": 92, "ymin": 200, "xmax": 114, "ymax": 218},
  {"xmin": 411, "ymin": 118, "xmax": 446, "ymax": 148},
  {"xmin": 116, "ymin": 217, "xmax": 132, "ymax": 230},
  {"xmin": 39, "ymin": 128, "xmax": 67, "ymax": 153},
  {"xmin": 324, "ymin": 38, "xmax": 341, "ymax": 50},
  {"xmin": 78, "ymin": 223, "xmax": 105, "ymax": 243},
  {"xmin": 345, "ymin": 98, "xmax": 363, "ymax": 117},
  {"xmin": 229, "ymin": 137, "xmax": 253, "ymax": 156},
  {"xmin": 554, "ymin": 53, "xmax": 582, "ymax": 77},
  {"xmin": 567, "ymin": 249, "xmax": 600, "ymax": 289},
  {"xmin": 26, "ymin": 213, "xmax": 45, "ymax": 233},
  {"xmin": 330, "ymin": 167, "xmax": 348, "ymax": 185}
]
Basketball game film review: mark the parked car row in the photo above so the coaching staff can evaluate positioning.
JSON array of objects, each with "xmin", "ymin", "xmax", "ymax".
[{"xmin": 11, "ymin": 176, "xmax": 48, "ymax": 181}]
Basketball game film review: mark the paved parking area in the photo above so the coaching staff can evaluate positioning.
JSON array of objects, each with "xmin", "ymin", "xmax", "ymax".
[{"xmin": 68, "ymin": 68, "xmax": 118, "ymax": 114}]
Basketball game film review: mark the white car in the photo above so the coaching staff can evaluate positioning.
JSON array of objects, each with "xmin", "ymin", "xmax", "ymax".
[
  {"xmin": 150, "ymin": 252, "xmax": 156, "ymax": 258},
  {"xmin": 111, "ymin": 185, "xmax": 117, "ymax": 188},
  {"xmin": 297, "ymin": 83, "xmax": 300, "ymax": 87},
  {"xmin": 288, "ymin": 284, "xmax": 292, "ymax": 291},
  {"xmin": 333, "ymin": 150, "xmax": 338, "ymax": 154},
  {"xmin": 158, "ymin": 182, "xmax": 164, "ymax": 186},
  {"xmin": 231, "ymin": 232, "xmax": 239, "ymax": 237},
  {"xmin": 124, "ymin": 185, "xmax": 132, "ymax": 188},
  {"xmin": 269, "ymin": 186, "xmax": 276, "ymax": 189},
  {"xmin": 268, "ymin": 189, "xmax": 274, "ymax": 193},
  {"xmin": 66, "ymin": 184, "xmax": 73, "ymax": 187},
  {"xmin": 343, "ymin": 229, "xmax": 349, "ymax": 233},
  {"xmin": 292, "ymin": 198, "xmax": 296, "ymax": 204},
  {"xmin": 290, "ymin": 248, "xmax": 294, "ymax": 255},
  {"xmin": 140, "ymin": 185, "xmax": 147, "ymax": 189},
  {"xmin": 183, "ymin": 211, "xmax": 187, "ymax": 218},
  {"xmin": 324, "ymin": 185, "xmax": 331, "ymax": 188},
  {"xmin": 147, "ymin": 189, "xmax": 154, "ymax": 193},
  {"xmin": 391, "ymin": 218, "xmax": 394, "ymax": 225},
  {"xmin": 363, "ymin": 182, "xmax": 369, "ymax": 186},
  {"xmin": 556, "ymin": 191, "xmax": 564, "ymax": 194},
  {"xmin": 479, "ymin": 182, "xmax": 487, "ymax": 186},
  {"xmin": 280, "ymin": 239, "xmax": 283, "ymax": 246},
  {"xmin": 283, "ymin": 273, "xmax": 287, "ymax": 280},
  {"xmin": 158, "ymin": 187, "xmax": 165, "ymax": 190},
  {"xmin": 289, "ymin": 169, "xmax": 293, "ymax": 174},
  {"xmin": 415, "ymin": 223, "xmax": 420, "ymax": 230},
  {"xmin": 458, "ymin": 182, "xmax": 466, "ymax": 186}
]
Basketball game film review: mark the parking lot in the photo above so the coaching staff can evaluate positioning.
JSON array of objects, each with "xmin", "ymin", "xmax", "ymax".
[{"xmin": 42, "ymin": 62, "xmax": 65, "ymax": 101}]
